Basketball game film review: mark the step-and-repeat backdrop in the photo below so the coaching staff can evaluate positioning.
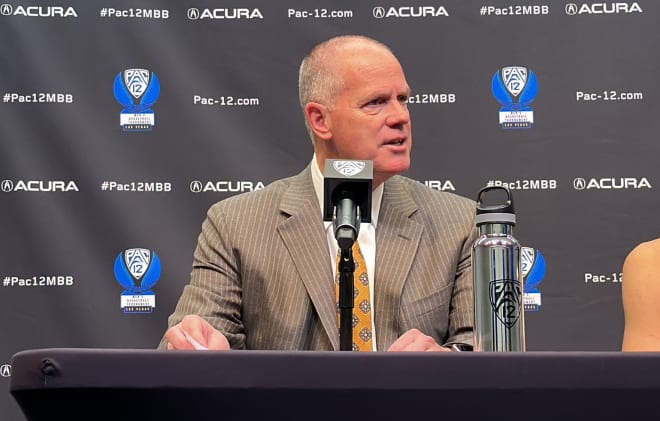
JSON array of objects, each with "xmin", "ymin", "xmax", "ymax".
[{"xmin": 1, "ymin": 0, "xmax": 657, "ymax": 418}]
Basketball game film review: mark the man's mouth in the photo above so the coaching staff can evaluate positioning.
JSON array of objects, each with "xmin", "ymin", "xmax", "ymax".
[{"xmin": 385, "ymin": 138, "xmax": 405, "ymax": 146}]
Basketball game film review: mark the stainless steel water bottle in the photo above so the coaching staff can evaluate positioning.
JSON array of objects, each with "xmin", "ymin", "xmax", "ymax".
[{"xmin": 472, "ymin": 186, "xmax": 525, "ymax": 352}]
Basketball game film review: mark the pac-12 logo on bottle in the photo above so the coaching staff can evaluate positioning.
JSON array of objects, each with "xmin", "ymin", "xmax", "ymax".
[
  {"xmin": 113, "ymin": 248, "xmax": 161, "ymax": 314},
  {"xmin": 491, "ymin": 66, "xmax": 538, "ymax": 129},
  {"xmin": 113, "ymin": 69, "xmax": 160, "ymax": 132},
  {"xmin": 489, "ymin": 279, "xmax": 523, "ymax": 328}
]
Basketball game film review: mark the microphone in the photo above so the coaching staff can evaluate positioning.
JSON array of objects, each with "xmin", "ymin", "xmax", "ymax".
[{"xmin": 323, "ymin": 159, "xmax": 372, "ymax": 250}]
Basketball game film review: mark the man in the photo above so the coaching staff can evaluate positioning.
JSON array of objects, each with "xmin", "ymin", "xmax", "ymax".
[{"xmin": 160, "ymin": 35, "xmax": 477, "ymax": 352}]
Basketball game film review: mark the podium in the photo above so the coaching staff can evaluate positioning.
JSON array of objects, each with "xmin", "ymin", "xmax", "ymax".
[{"xmin": 10, "ymin": 348, "xmax": 660, "ymax": 421}]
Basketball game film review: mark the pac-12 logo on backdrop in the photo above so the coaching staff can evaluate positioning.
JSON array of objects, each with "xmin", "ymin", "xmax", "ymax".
[
  {"xmin": 522, "ymin": 246, "xmax": 546, "ymax": 311},
  {"xmin": 113, "ymin": 248, "xmax": 161, "ymax": 314},
  {"xmin": 491, "ymin": 66, "xmax": 538, "ymax": 129},
  {"xmin": 113, "ymin": 69, "xmax": 160, "ymax": 132}
]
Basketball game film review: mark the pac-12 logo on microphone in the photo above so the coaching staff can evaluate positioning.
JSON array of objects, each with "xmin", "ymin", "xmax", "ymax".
[
  {"xmin": 333, "ymin": 160, "xmax": 365, "ymax": 177},
  {"xmin": 491, "ymin": 66, "xmax": 538, "ymax": 129},
  {"xmin": 113, "ymin": 248, "xmax": 161, "ymax": 314},
  {"xmin": 113, "ymin": 69, "xmax": 160, "ymax": 132},
  {"xmin": 522, "ymin": 246, "xmax": 546, "ymax": 311}
]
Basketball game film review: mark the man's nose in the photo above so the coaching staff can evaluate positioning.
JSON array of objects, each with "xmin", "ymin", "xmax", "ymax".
[{"xmin": 386, "ymin": 100, "xmax": 410, "ymax": 127}]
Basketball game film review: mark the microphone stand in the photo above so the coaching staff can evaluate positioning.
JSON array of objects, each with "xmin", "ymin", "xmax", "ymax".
[
  {"xmin": 338, "ymin": 245, "xmax": 355, "ymax": 351},
  {"xmin": 334, "ymin": 201, "xmax": 360, "ymax": 351}
]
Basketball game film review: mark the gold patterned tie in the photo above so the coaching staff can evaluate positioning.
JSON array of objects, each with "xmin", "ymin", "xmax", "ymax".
[{"xmin": 335, "ymin": 242, "xmax": 373, "ymax": 351}]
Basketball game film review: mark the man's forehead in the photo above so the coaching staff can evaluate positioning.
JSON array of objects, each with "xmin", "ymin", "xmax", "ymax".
[{"xmin": 341, "ymin": 62, "xmax": 408, "ymax": 89}]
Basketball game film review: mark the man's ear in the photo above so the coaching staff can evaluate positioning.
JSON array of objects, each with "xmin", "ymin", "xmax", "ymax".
[{"xmin": 305, "ymin": 102, "xmax": 332, "ymax": 140}]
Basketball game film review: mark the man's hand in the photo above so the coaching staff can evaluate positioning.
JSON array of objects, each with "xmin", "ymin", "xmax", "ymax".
[
  {"xmin": 387, "ymin": 328, "xmax": 451, "ymax": 352},
  {"xmin": 165, "ymin": 314, "xmax": 230, "ymax": 350}
]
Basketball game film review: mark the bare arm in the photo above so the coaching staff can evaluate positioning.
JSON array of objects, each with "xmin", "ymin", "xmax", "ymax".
[{"xmin": 622, "ymin": 239, "xmax": 660, "ymax": 351}]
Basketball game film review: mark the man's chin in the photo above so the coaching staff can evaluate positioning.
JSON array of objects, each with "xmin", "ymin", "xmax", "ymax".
[
  {"xmin": 383, "ymin": 160, "xmax": 411, "ymax": 175},
  {"xmin": 374, "ymin": 162, "xmax": 411, "ymax": 183}
]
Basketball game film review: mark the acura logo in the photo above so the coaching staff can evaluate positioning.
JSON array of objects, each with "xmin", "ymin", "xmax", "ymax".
[
  {"xmin": 1, "ymin": 180, "xmax": 13, "ymax": 192},
  {"xmin": 573, "ymin": 178, "xmax": 586, "ymax": 190},
  {"xmin": 189, "ymin": 180, "xmax": 202, "ymax": 193},
  {"xmin": 373, "ymin": 6, "xmax": 385, "ymax": 18},
  {"xmin": 187, "ymin": 7, "xmax": 200, "ymax": 20},
  {"xmin": 0, "ymin": 4, "xmax": 12, "ymax": 15},
  {"xmin": 0, "ymin": 364, "xmax": 10, "ymax": 377},
  {"xmin": 565, "ymin": 3, "xmax": 578, "ymax": 15}
]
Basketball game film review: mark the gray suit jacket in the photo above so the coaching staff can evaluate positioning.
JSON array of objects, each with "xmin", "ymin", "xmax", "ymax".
[{"xmin": 159, "ymin": 165, "xmax": 478, "ymax": 351}]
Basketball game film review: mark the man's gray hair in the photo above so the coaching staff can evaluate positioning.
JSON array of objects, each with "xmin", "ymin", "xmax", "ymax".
[{"xmin": 298, "ymin": 35, "xmax": 393, "ymax": 141}]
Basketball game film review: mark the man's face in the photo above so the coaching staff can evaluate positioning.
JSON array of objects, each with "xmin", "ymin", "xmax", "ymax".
[{"xmin": 324, "ymin": 48, "xmax": 412, "ymax": 187}]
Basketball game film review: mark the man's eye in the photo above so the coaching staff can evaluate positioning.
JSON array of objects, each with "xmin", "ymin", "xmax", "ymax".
[{"xmin": 366, "ymin": 98, "xmax": 386, "ymax": 106}]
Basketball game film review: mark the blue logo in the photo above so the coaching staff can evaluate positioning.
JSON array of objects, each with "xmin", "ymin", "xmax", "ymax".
[
  {"xmin": 491, "ymin": 66, "xmax": 538, "ymax": 129},
  {"xmin": 522, "ymin": 247, "xmax": 546, "ymax": 311},
  {"xmin": 113, "ymin": 69, "xmax": 160, "ymax": 132},
  {"xmin": 113, "ymin": 248, "xmax": 161, "ymax": 313}
]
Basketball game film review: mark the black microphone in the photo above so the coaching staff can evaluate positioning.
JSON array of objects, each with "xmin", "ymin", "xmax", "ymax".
[{"xmin": 323, "ymin": 159, "xmax": 372, "ymax": 250}]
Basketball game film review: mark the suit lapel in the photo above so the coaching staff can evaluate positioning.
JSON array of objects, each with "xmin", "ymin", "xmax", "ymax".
[
  {"xmin": 277, "ymin": 166, "xmax": 339, "ymax": 350},
  {"xmin": 374, "ymin": 177, "xmax": 423, "ymax": 349}
]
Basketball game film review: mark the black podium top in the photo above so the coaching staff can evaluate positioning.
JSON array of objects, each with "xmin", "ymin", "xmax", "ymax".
[{"xmin": 9, "ymin": 348, "xmax": 660, "ymax": 421}]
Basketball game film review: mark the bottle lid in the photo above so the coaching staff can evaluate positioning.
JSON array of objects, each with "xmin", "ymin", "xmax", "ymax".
[{"xmin": 475, "ymin": 186, "xmax": 516, "ymax": 226}]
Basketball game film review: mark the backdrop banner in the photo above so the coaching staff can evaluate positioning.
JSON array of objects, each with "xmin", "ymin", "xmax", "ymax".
[{"xmin": 1, "ymin": 1, "xmax": 655, "ymax": 419}]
